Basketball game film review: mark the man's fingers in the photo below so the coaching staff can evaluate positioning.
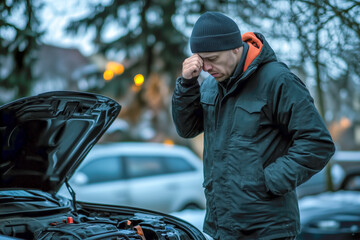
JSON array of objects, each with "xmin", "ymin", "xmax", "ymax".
[
  {"xmin": 183, "ymin": 63, "xmax": 202, "ymax": 78},
  {"xmin": 187, "ymin": 65, "xmax": 201, "ymax": 74},
  {"xmin": 183, "ymin": 57, "xmax": 203, "ymax": 70},
  {"xmin": 183, "ymin": 61, "xmax": 202, "ymax": 71},
  {"xmin": 181, "ymin": 54, "xmax": 204, "ymax": 79},
  {"xmin": 187, "ymin": 54, "xmax": 203, "ymax": 66}
]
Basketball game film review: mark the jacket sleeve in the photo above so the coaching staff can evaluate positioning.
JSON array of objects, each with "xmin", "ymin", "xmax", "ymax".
[
  {"xmin": 264, "ymin": 72, "xmax": 336, "ymax": 195},
  {"xmin": 171, "ymin": 76, "xmax": 204, "ymax": 138}
]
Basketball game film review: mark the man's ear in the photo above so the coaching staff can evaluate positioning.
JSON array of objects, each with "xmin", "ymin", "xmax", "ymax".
[{"xmin": 233, "ymin": 47, "xmax": 240, "ymax": 54}]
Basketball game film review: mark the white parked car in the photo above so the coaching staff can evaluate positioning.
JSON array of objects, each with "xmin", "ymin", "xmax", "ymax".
[
  {"xmin": 296, "ymin": 150, "xmax": 360, "ymax": 198},
  {"xmin": 59, "ymin": 142, "xmax": 206, "ymax": 213}
]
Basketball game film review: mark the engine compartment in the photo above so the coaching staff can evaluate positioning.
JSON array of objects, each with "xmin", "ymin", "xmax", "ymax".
[
  {"xmin": 1, "ymin": 210, "xmax": 190, "ymax": 240},
  {"xmin": 0, "ymin": 191, "xmax": 197, "ymax": 240}
]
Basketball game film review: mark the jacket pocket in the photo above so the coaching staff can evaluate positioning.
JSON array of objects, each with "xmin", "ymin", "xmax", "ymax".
[
  {"xmin": 231, "ymin": 100, "xmax": 266, "ymax": 138},
  {"xmin": 226, "ymin": 141, "xmax": 270, "ymax": 202}
]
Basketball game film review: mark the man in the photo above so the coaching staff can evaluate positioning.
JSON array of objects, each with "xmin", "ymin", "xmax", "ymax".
[{"xmin": 172, "ymin": 12, "xmax": 335, "ymax": 240}]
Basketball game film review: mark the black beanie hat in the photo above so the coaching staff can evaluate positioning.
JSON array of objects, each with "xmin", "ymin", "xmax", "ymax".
[{"xmin": 190, "ymin": 12, "xmax": 243, "ymax": 53}]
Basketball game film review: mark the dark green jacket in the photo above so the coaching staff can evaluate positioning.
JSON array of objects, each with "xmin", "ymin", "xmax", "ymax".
[{"xmin": 172, "ymin": 32, "xmax": 335, "ymax": 239}]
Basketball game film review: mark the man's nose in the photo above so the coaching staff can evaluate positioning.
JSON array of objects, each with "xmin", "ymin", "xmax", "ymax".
[{"xmin": 202, "ymin": 62, "xmax": 212, "ymax": 72}]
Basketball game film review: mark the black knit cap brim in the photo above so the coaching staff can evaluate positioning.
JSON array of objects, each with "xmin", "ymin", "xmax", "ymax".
[
  {"xmin": 190, "ymin": 31, "xmax": 243, "ymax": 53},
  {"xmin": 190, "ymin": 12, "xmax": 243, "ymax": 53}
]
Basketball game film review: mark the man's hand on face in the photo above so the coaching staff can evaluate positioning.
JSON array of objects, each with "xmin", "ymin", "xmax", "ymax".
[{"xmin": 182, "ymin": 54, "xmax": 204, "ymax": 79}]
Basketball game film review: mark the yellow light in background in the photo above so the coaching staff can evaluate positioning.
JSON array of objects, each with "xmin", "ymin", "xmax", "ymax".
[
  {"xmin": 134, "ymin": 74, "xmax": 144, "ymax": 86},
  {"xmin": 107, "ymin": 61, "xmax": 124, "ymax": 75},
  {"xmin": 340, "ymin": 117, "xmax": 351, "ymax": 129},
  {"xmin": 163, "ymin": 139, "xmax": 174, "ymax": 146},
  {"xmin": 103, "ymin": 70, "xmax": 114, "ymax": 81},
  {"xmin": 114, "ymin": 64, "xmax": 124, "ymax": 75}
]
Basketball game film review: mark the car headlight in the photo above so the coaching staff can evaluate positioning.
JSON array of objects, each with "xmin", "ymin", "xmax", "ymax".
[{"xmin": 315, "ymin": 220, "xmax": 340, "ymax": 230}]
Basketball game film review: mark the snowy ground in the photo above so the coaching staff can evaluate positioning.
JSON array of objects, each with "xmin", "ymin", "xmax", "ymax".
[{"xmin": 171, "ymin": 209, "xmax": 215, "ymax": 239}]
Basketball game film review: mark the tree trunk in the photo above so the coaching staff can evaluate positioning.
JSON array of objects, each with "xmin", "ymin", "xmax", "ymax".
[{"xmin": 314, "ymin": 2, "xmax": 334, "ymax": 191}]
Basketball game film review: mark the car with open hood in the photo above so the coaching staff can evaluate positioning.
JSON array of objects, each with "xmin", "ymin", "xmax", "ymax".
[{"xmin": 0, "ymin": 91, "xmax": 207, "ymax": 240}]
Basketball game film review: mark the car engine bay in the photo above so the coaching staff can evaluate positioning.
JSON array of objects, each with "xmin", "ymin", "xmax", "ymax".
[
  {"xmin": 0, "ymin": 190, "xmax": 198, "ymax": 240},
  {"xmin": 1, "ymin": 212, "xmax": 191, "ymax": 240}
]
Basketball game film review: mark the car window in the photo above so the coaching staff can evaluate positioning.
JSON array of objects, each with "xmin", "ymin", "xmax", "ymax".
[
  {"xmin": 164, "ymin": 157, "xmax": 195, "ymax": 173},
  {"xmin": 125, "ymin": 156, "xmax": 166, "ymax": 178},
  {"xmin": 125, "ymin": 156, "xmax": 196, "ymax": 179},
  {"xmin": 80, "ymin": 157, "xmax": 124, "ymax": 184}
]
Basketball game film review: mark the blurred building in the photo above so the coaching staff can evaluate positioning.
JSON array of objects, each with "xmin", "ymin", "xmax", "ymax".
[
  {"xmin": 32, "ymin": 44, "xmax": 100, "ymax": 95},
  {"xmin": 0, "ymin": 44, "xmax": 101, "ymax": 104}
]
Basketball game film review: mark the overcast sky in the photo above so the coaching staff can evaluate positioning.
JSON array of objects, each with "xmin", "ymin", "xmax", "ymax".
[{"xmin": 40, "ymin": 0, "xmax": 104, "ymax": 55}]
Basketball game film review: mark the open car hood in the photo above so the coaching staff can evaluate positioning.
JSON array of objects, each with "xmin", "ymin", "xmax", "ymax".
[{"xmin": 0, "ymin": 91, "xmax": 121, "ymax": 193}]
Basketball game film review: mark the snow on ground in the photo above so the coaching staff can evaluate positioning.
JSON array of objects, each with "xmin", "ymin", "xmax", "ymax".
[
  {"xmin": 170, "ymin": 209, "xmax": 206, "ymax": 231},
  {"xmin": 170, "ymin": 209, "xmax": 214, "ymax": 239}
]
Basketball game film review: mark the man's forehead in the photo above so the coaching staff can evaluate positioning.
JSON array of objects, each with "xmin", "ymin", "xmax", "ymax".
[{"xmin": 198, "ymin": 52, "xmax": 221, "ymax": 59}]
